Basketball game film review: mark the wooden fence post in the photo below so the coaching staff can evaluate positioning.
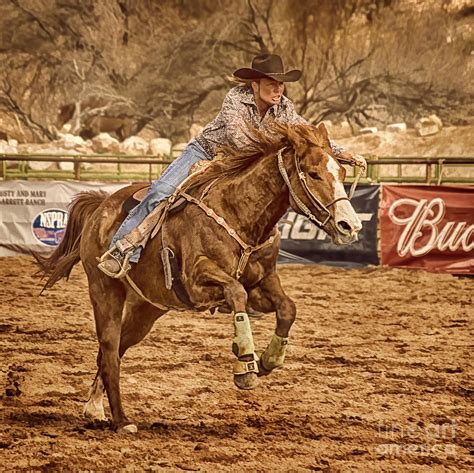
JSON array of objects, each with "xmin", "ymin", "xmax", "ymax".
[{"xmin": 74, "ymin": 156, "xmax": 81, "ymax": 180}]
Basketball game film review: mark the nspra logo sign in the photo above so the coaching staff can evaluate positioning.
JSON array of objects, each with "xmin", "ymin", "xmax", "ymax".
[{"xmin": 31, "ymin": 208, "xmax": 68, "ymax": 246}]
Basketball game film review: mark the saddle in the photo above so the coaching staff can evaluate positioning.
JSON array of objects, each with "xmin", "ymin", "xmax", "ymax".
[
  {"xmin": 122, "ymin": 187, "xmax": 147, "ymax": 214},
  {"xmin": 132, "ymin": 186, "xmax": 148, "ymax": 202},
  {"xmin": 122, "ymin": 158, "xmax": 212, "ymax": 214},
  {"xmin": 122, "ymin": 185, "xmax": 186, "ymax": 215},
  {"xmin": 120, "ymin": 185, "xmax": 195, "ymax": 307}
]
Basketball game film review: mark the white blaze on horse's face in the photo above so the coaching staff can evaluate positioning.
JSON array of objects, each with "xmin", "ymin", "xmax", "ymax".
[{"xmin": 325, "ymin": 153, "xmax": 362, "ymax": 244}]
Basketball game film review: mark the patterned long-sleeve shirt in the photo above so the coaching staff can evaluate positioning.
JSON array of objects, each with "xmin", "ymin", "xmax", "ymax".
[{"xmin": 195, "ymin": 85, "xmax": 344, "ymax": 158}]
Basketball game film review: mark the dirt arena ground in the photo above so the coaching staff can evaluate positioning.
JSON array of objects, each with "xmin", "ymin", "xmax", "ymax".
[{"xmin": 0, "ymin": 256, "xmax": 472, "ymax": 471}]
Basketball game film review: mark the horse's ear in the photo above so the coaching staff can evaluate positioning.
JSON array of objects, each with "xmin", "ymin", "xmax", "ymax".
[
  {"xmin": 317, "ymin": 123, "xmax": 331, "ymax": 147},
  {"xmin": 286, "ymin": 125, "xmax": 308, "ymax": 153}
]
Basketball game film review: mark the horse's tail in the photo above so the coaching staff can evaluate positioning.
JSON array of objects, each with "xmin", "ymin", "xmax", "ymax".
[{"xmin": 34, "ymin": 191, "xmax": 108, "ymax": 292}]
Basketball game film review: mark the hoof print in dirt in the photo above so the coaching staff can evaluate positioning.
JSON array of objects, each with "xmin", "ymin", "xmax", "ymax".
[
  {"xmin": 150, "ymin": 421, "xmax": 170, "ymax": 432},
  {"xmin": 5, "ymin": 365, "xmax": 26, "ymax": 397}
]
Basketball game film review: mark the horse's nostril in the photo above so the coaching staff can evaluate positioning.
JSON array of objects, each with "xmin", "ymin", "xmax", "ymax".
[{"xmin": 337, "ymin": 220, "xmax": 352, "ymax": 233}]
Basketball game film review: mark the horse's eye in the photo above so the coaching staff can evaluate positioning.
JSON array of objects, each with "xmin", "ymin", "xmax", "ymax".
[{"xmin": 308, "ymin": 171, "xmax": 321, "ymax": 180}]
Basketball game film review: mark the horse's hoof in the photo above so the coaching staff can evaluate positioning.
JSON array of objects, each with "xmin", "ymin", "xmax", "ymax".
[
  {"xmin": 257, "ymin": 359, "xmax": 272, "ymax": 377},
  {"xmin": 234, "ymin": 372, "xmax": 259, "ymax": 390},
  {"xmin": 118, "ymin": 423, "xmax": 138, "ymax": 434},
  {"xmin": 83, "ymin": 404, "xmax": 108, "ymax": 422}
]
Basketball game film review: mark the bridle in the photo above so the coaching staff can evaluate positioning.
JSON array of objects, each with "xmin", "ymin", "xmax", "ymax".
[{"xmin": 277, "ymin": 147, "xmax": 362, "ymax": 229}]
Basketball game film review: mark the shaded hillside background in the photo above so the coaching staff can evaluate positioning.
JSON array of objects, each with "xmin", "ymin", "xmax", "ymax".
[{"xmin": 0, "ymin": 0, "xmax": 472, "ymax": 143}]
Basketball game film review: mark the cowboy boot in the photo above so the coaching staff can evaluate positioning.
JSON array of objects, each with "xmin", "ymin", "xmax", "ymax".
[
  {"xmin": 97, "ymin": 201, "xmax": 168, "ymax": 278},
  {"xmin": 97, "ymin": 229, "xmax": 142, "ymax": 278}
]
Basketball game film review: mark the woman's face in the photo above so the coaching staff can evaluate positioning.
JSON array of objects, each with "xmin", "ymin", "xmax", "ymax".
[{"xmin": 252, "ymin": 78, "xmax": 285, "ymax": 106}]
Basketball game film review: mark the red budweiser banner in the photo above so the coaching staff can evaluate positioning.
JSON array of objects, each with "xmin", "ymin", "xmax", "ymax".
[{"xmin": 380, "ymin": 185, "xmax": 474, "ymax": 274}]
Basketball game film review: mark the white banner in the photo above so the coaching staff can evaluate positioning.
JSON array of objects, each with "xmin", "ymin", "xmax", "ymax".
[{"xmin": 0, "ymin": 181, "xmax": 127, "ymax": 256}]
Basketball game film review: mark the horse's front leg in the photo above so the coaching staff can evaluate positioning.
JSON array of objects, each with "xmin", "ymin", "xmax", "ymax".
[
  {"xmin": 192, "ymin": 258, "xmax": 259, "ymax": 390},
  {"xmin": 248, "ymin": 271, "xmax": 296, "ymax": 376}
]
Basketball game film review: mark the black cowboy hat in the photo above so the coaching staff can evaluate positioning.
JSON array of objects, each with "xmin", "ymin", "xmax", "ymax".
[{"xmin": 233, "ymin": 54, "xmax": 302, "ymax": 82}]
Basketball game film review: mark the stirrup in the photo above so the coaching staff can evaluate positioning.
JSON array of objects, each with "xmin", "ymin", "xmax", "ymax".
[{"xmin": 97, "ymin": 247, "xmax": 132, "ymax": 279}]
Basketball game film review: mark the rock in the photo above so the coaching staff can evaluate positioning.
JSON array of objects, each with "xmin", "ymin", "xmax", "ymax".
[
  {"xmin": 57, "ymin": 133, "xmax": 86, "ymax": 150},
  {"xmin": 149, "ymin": 138, "xmax": 172, "ymax": 157},
  {"xmin": 415, "ymin": 115, "xmax": 443, "ymax": 137},
  {"xmin": 119, "ymin": 136, "xmax": 149, "ymax": 155},
  {"xmin": 18, "ymin": 144, "xmax": 91, "ymax": 172},
  {"xmin": 386, "ymin": 123, "xmax": 407, "ymax": 133},
  {"xmin": 0, "ymin": 140, "xmax": 18, "ymax": 170},
  {"xmin": 137, "ymin": 125, "xmax": 159, "ymax": 141},
  {"xmin": 58, "ymin": 149, "xmax": 79, "ymax": 171},
  {"xmin": 0, "ymin": 140, "xmax": 17, "ymax": 154},
  {"xmin": 417, "ymin": 125, "xmax": 440, "ymax": 137},
  {"xmin": 91, "ymin": 133, "xmax": 120, "ymax": 153},
  {"xmin": 428, "ymin": 114, "xmax": 443, "ymax": 128},
  {"xmin": 25, "ymin": 146, "xmax": 64, "ymax": 171},
  {"xmin": 359, "ymin": 127, "xmax": 378, "ymax": 134},
  {"xmin": 20, "ymin": 143, "xmax": 68, "ymax": 171},
  {"xmin": 59, "ymin": 162, "xmax": 75, "ymax": 171}
]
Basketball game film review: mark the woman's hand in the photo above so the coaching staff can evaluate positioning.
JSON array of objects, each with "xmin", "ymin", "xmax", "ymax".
[{"xmin": 339, "ymin": 151, "xmax": 367, "ymax": 175}]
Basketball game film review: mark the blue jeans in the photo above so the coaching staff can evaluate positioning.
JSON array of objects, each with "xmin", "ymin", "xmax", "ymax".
[{"xmin": 110, "ymin": 139, "xmax": 212, "ymax": 262}]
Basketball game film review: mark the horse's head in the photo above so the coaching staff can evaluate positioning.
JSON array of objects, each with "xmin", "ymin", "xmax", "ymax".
[{"xmin": 283, "ymin": 123, "xmax": 362, "ymax": 245}]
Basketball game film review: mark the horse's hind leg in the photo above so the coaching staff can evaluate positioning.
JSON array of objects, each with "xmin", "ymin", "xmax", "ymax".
[
  {"xmin": 84, "ymin": 300, "xmax": 165, "ymax": 425},
  {"xmin": 83, "ymin": 350, "xmax": 106, "ymax": 421},
  {"xmin": 87, "ymin": 279, "xmax": 136, "ymax": 432}
]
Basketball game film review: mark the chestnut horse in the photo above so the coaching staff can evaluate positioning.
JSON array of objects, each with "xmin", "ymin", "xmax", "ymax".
[{"xmin": 36, "ymin": 123, "xmax": 362, "ymax": 433}]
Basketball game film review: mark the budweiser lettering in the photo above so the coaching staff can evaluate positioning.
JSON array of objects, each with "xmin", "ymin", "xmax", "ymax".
[{"xmin": 389, "ymin": 198, "xmax": 474, "ymax": 257}]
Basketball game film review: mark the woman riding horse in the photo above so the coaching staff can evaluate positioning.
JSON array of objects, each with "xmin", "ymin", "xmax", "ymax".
[{"xmin": 98, "ymin": 53, "xmax": 366, "ymax": 277}]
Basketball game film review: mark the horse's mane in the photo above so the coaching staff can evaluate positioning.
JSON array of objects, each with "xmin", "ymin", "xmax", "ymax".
[{"xmin": 181, "ymin": 121, "xmax": 328, "ymax": 192}]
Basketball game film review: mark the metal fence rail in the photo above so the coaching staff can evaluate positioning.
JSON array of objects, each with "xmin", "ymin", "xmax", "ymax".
[
  {"xmin": 363, "ymin": 156, "xmax": 474, "ymax": 185},
  {"xmin": 1, "ymin": 153, "xmax": 474, "ymax": 184},
  {"xmin": 0, "ymin": 153, "xmax": 173, "ymax": 181}
]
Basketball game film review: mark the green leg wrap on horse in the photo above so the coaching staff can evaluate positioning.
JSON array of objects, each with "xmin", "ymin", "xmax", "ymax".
[
  {"xmin": 232, "ymin": 312, "xmax": 255, "ymax": 357},
  {"xmin": 233, "ymin": 358, "xmax": 259, "ymax": 376},
  {"xmin": 260, "ymin": 334, "xmax": 289, "ymax": 371}
]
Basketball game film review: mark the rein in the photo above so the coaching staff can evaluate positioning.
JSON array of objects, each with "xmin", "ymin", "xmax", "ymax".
[{"xmin": 277, "ymin": 148, "xmax": 361, "ymax": 229}]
